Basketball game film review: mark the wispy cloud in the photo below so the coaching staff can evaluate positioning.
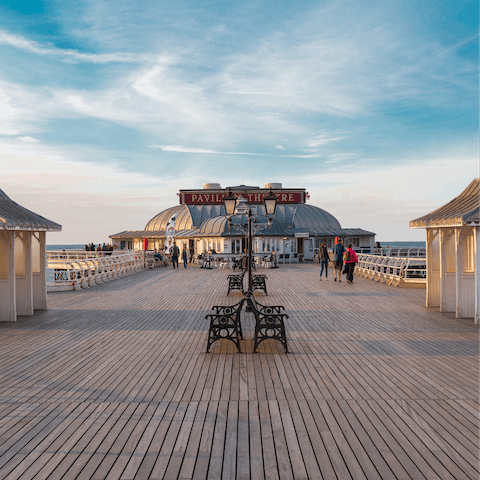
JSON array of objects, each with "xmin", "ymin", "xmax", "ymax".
[
  {"xmin": 0, "ymin": 29, "xmax": 147, "ymax": 63},
  {"xmin": 152, "ymin": 145, "xmax": 322, "ymax": 158}
]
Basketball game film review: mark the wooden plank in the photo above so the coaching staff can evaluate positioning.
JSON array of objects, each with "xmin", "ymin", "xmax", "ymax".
[{"xmin": 0, "ymin": 265, "xmax": 477, "ymax": 479}]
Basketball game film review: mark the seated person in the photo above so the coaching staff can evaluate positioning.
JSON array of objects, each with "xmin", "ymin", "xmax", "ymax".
[{"xmin": 200, "ymin": 250, "xmax": 208, "ymax": 268}]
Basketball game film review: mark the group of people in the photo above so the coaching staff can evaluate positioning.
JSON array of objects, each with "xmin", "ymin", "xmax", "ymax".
[
  {"xmin": 84, "ymin": 243, "xmax": 114, "ymax": 254},
  {"xmin": 169, "ymin": 242, "xmax": 189, "ymax": 269},
  {"xmin": 318, "ymin": 238, "xmax": 358, "ymax": 284}
]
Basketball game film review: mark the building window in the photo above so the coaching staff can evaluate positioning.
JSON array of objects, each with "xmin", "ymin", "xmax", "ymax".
[
  {"xmin": 464, "ymin": 230, "xmax": 475, "ymax": 273},
  {"xmin": 32, "ymin": 234, "xmax": 41, "ymax": 273},
  {"xmin": 15, "ymin": 233, "xmax": 26, "ymax": 277},
  {"xmin": 430, "ymin": 229, "xmax": 440, "ymax": 271},
  {"xmin": 446, "ymin": 231, "xmax": 456, "ymax": 273},
  {"xmin": 0, "ymin": 232, "xmax": 9, "ymax": 279}
]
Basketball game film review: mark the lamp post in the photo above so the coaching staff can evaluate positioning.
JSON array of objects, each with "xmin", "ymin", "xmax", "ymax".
[{"xmin": 223, "ymin": 187, "xmax": 277, "ymax": 299}]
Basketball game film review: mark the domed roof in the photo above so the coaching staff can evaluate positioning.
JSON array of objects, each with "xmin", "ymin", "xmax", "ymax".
[
  {"xmin": 144, "ymin": 201, "xmax": 343, "ymax": 235},
  {"xmin": 145, "ymin": 205, "xmax": 193, "ymax": 231},
  {"xmin": 292, "ymin": 204, "xmax": 342, "ymax": 232}
]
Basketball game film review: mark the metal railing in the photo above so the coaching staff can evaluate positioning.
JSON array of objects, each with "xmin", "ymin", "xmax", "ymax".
[
  {"xmin": 354, "ymin": 254, "xmax": 426, "ymax": 287},
  {"xmin": 47, "ymin": 249, "xmax": 134, "ymax": 261},
  {"xmin": 47, "ymin": 252, "xmax": 146, "ymax": 291},
  {"xmin": 371, "ymin": 247, "xmax": 426, "ymax": 257}
]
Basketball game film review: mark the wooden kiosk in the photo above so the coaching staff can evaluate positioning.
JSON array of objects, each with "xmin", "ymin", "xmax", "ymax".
[
  {"xmin": 410, "ymin": 179, "xmax": 479, "ymax": 323},
  {"xmin": 0, "ymin": 189, "xmax": 61, "ymax": 321}
]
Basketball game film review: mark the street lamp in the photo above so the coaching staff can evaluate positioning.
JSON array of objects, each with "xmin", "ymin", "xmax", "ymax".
[
  {"xmin": 263, "ymin": 188, "xmax": 277, "ymax": 216},
  {"xmin": 223, "ymin": 187, "xmax": 277, "ymax": 302},
  {"xmin": 223, "ymin": 188, "xmax": 237, "ymax": 216}
]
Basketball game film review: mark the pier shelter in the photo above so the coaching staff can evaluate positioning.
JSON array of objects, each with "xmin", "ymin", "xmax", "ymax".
[
  {"xmin": 110, "ymin": 182, "xmax": 375, "ymax": 259},
  {"xmin": 410, "ymin": 178, "xmax": 479, "ymax": 322},
  {"xmin": 0, "ymin": 189, "xmax": 61, "ymax": 321}
]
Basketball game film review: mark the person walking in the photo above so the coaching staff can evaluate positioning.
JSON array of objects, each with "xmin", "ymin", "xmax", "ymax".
[
  {"xmin": 171, "ymin": 242, "xmax": 180, "ymax": 269},
  {"xmin": 182, "ymin": 246, "xmax": 188, "ymax": 268},
  {"xmin": 332, "ymin": 238, "xmax": 345, "ymax": 282},
  {"xmin": 318, "ymin": 242, "xmax": 329, "ymax": 281},
  {"xmin": 343, "ymin": 244, "xmax": 358, "ymax": 284}
]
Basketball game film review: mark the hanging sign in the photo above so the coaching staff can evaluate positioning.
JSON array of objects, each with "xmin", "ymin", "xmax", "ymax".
[
  {"xmin": 181, "ymin": 191, "xmax": 303, "ymax": 205},
  {"xmin": 295, "ymin": 232, "xmax": 309, "ymax": 238}
]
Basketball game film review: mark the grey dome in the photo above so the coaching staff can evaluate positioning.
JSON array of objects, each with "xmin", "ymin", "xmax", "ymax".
[
  {"xmin": 145, "ymin": 202, "xmax": 343, "ymax": 236},
  {"xmin": 292, "ymin": 204, "xmax": 341, "ymax": 231}
]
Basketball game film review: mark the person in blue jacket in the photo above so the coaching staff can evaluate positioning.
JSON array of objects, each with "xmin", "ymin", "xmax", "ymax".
[{"xmin": 332, "ymin": 238, "xmax": 345, "ymax": 282}]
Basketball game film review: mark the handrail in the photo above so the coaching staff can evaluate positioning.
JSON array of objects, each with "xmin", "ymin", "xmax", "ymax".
[
  {"xmin": 354, "ymin": 254, "xmax": 426, "ymax": 287},
  {"xmin": 47, "ymin": 249, "xmax": 140, "ymax": 262},
  {"xmin": 371, "ymin": 247, "xmax": 426, "ymax": 257},
  {"xmin": 47, "ymin": 252, "xmax": 146, "ymax": 291}
]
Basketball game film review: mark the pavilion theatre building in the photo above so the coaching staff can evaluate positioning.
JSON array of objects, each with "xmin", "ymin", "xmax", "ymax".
[{"xmin": 110, "ymin": 183, "xmax": 375, "ymax": 260}]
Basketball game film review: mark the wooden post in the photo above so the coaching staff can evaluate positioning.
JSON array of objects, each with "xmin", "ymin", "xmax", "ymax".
[
  {"xmin": 0, "ymin": 231, "xmax": 16, "ymax": 321},
  {"xmin": 33, "ymin": 231, "xmax": 47, "ymax": 311},
  {"xmin": 426, "ymin": 228, "xmax": 440, "ymax": 308},
  {"xmin": 439, "ymin": 229, "xmax": 446, "ymax": 312},
  {"xmin": 15, "ymin": 231, "xmax": 34, "ymax": 316},
  {"xmin": 475, "ymin": 226, "xmax": 479, "ymax": 324},
  {"xmin": 455, "ymin": 227, "xmax": 465, "ymax": 318}
]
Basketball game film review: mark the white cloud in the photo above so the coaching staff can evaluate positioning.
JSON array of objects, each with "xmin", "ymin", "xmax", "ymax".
[
  {"xmin": 290, "ymin": 157, "xmax": 479, "ymax": 240},
  {"xmin": 17, "ymin": 136, "xmax": 39, "ymax": 143},
  {"xmin": 0, "ymin": 29, "xmax": 148, "ymax": 64},
  {"xmin": 153, "ymin": 145, "xmax": 322, "ymax": 158}
]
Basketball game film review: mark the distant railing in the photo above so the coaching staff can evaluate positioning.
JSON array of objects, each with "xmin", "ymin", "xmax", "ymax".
[
  {"xmin": 47, "ymin": 249, "xmax": 134, "ymax": 261},
  {"xmin": 47, "ymin": 252, "xmax": 146, "ymax": 291},
  {"xmin": 354, "ymin": 254, "xmax": 426, "ymax": 287},
  {"xmin": 371, "ymin": 247, "xmax": 426, "ymax": 257}
]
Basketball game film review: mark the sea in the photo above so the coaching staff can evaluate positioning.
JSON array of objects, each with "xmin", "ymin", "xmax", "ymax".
[
  {"xmin": 376, "ymin": 241, "xmax": 426, "ymax": 249},
  {"xmin": 47, "ymin": 244, "xmax": 86, "ymax": 251}
]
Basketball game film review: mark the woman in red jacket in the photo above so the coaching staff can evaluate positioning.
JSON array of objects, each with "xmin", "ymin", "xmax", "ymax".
[{"xmin": 343, "ymin": 244, "xmax": 358, "ymax": 284}]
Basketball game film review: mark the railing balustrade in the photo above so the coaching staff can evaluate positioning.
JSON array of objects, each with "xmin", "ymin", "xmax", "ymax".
[
  {"xmin": 47, "ymin": 251, "xmax": 146, "ymax": 291},
  {"xmin": 354, "ymin": 254, "xmax": 426, "ymax": 286}
]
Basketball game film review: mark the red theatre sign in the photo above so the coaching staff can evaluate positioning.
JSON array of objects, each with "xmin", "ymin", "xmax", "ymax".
[{"xmin": 181, "ymin": 191, "xmax": 303, "ymax": 205}]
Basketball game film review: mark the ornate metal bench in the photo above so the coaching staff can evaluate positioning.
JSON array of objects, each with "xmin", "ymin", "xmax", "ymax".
[
  {"xmin": 252, "ymin": 274, "xmax": 267, "ymax": 295},
  {"xmin": 232, "ymin": 258, "xmax": 244, "ymax": 271},
  {"xmin": 227, "ymin": 272, "xmax": 244, "ymax": 295},
  {"xmin": 206, "ymin": 298, "xmax": 245, "ymax": 353},
  {"xmin": 246, "ymin": 294, "xmax": 288, "ymax": 353}
]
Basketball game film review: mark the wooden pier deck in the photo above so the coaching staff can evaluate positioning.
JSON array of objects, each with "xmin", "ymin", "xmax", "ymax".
[{"xmin": 0, "ymin": 265, "xmax": 478, "ymax": 479}]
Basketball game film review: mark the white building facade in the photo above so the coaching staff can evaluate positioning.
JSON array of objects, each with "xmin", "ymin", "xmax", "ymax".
[
  {"xmin": 0, "ymin": 189, "xmax": 61, "ymax": 321},
  {"xmin": 410, "ymin": 179, "xmax": 479, "ymax": 323}
]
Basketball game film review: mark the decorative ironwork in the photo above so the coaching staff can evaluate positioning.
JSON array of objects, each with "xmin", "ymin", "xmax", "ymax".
[
  {"xmin": 206, "ymin": 298, "xmax": 245, "ymax": 353},
  {"xmin": 252, "ymin": 274, "xmax": 268, "ymax": 295},
  {"xmin": 245, "ymin": 294, "xmax": 289, "ymax": 353},
  {"xmin": 227, "ymin": 272, "xmax": 245, "ymax": 295}
]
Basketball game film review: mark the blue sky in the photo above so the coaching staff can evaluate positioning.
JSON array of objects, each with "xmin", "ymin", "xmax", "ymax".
[{"xmin": 0, "ymin": 0, "xmax": 478, "ymax": 243}]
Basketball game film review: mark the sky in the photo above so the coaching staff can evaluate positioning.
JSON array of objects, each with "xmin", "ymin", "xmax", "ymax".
[{"xmin": 0, "ymin": 0, "xmax": 478, "ymax": 244}]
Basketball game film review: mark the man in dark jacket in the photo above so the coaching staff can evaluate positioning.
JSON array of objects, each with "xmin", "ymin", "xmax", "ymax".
[
  {"xmin": 171, "ymin": 242, "xmax": 180, "ymax": 269},
  {"xmin": 332, "ymin": 238, "xmax": 345, "ymax": 282}
]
